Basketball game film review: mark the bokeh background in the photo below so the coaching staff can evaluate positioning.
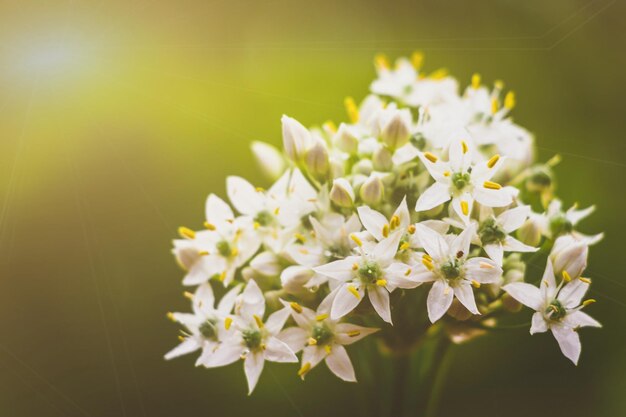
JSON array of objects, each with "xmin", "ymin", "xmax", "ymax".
[{"xmin": 0, "ymin": 0, "xmax": 625, "ymax": 416}]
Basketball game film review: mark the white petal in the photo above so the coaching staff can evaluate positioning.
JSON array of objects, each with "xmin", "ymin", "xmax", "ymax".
[
  {"xmin": 450, "ymin": 223, "xmax": 475, "ymax": 258},
  {"xmin": 551, "ymin": 324, "xmax": 581, "ymax": 365},
  {"xmin": 464, "ymin": 257, "xmax": 502, "ymax": 284},
  {"xmin": 334, "ymin": 324, "xmax": 379, "ymax": 345},
  {"xmin": 302, "ymin": 345, "xmax": 326, "ymax": 371},
  {"xmin": 368, "ymin": 286, "xmax": 392, "ymax": 324},
  {"xmin": 414, "ymin": 223, "xmax": 449, "ymax": 261},
  {"xmin": 239, "ymin": 279, "xmax": 265, "ymax": 320},
  {"xmin": 217, "ymin": 284, "xmax": 243, "ymax": 315},
  {"xmin": 564, "ymin": 311, "xmax": 602, "ymax": 329},
  {"xmin": 313, "ymin": 257, "xmax": 358, "ymax": 282},
  {"xmin": 497, "ymin": 205, "xmax": 530, "ymax": 233},
  {"xmin": 483, "ymin": 243, "xmax": 504, "ymax": 266},
  {"xmin": 278, "ymin": 327, "xmax": 309, "ymax": 353},
  {"xmin": 264, "ymin": 337, "xmax": 298, "ymax": 363},
  {"xmin": 205, "ymin": 194, "xmax": 234, "ymax": 225},
  {"xmin": 451, "ymin": 194, "xmax": 473, "ymax": 225},
  {"xmin": 193, "ymin": 283, "xmax": 215, "ymax": 316},
  {"xmin": 530, "ymin": 312, "xmax": 548, "ymax": 334},
  {"xmin": 331, "ymin": 284, "xmax": 364, "ymax": 320},
  {"xmin": 325, "ymin": 345, "xmax": 356, "ymax": 382},
  {"xmin": 265, "ymin": 307, "xmax": 291, "ymax": 334},
  {"xmin": 164, "ymin": 338, "xmax": 200, "ymax": 360},
  {"xmin": 448, "ymin": 138, "xmax": 472, "ymax": 172},
  {"xmin": 453, "ymin": 283, "xmax": 479, "ymax": 315},
  {"xmin": 203, "ymin": 340, "xmax": 242, "ymax": 368},
  {"xmin": 227, "ymin": 176, "xmax": 264, "ymax": 216},
  {"xmin": 474, "ymin": 187, "xmax": 512, "ymax": 208},
  {"xmin": 502, "ymin": 283, "xmax": 543, "ymax": 310},
  {"xmin": 502, "ymin": 236, "xmax": 537, "ymax": 253},
  {"xmin": 357, "ymin": 205, "xmax": 388, "ymax": 241},
  {"xmin": 373, "ymin": 231, "xmax": 403, "ymax": 265},
  {"xmin": 540, "ymin": 260, "xmax": 557, "ymax": 300},
  {"xmin": 415, "ymin": 183, "xmax": 451, "ymax": 212},
  {"xmin": 427, "ymin": 280, "xmax": 454, "ymax": 323},
  {"xmin": 250, "ymin": 251, "xmax": 281, "ymax": 276},
  {"xmin": 244, "ymin": 352, "xmax": 265, "ymax": 394},
  {"xmin": 557, "ymin": 279, "xmax": 589, "ymax": 308},
  {"xmin": 566, "ymin": 205, "xmax": 595, "ymax": 226}
]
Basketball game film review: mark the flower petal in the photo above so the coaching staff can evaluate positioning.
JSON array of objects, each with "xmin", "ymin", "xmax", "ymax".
[
  {"xmin": 474, "ymin": 187, "xmax": 512, "ymax": 208},
  {"xmin": 427, "ymin": 280, "xmax": 454, "ymax": 323},
  {"xmin": 564, "ymin": 311, "xmax": 601, "ymax": 329},
  {"xmin": 325, "ymin": 345, "xmax": 356, "ymax": 382},
  {"xmin": 313, "ymin": 257, "xmax": 358, "ymax": 282},
  {"xmin": 497, "ymin": 205, "xmax": 530, "ymax": 233},
  {"xmin": 217, "ymin": 284, "xmax": 243, "ymax": 315},
  {"xmin": 368, "ymin": 286, "xmax": 392, "ymax": 324},
  {"xmin": 530, "ymin": 312, "xmax": 548, "ymax": 334},
  {"xmin": 550, "ymin": 324, "xmax": 581, "ymax": 365},
  {"xmin": 414, "ymin": 223, "xmax": 449, "ymax": 261},
  {"xmin": 331, "ymin": 284, "xmax": 364, "ymax": 320},
  {"xmin": 335, "ymin": 323, "xmax": 379, "ymax": 345},
  {"xmin": 264, "ymin": 337, "xmax": 298, "ymax": 363},
  {"xmin": 502, "ymin": 236, "xmax": 537, "ymax": 253},
  {"xmin": 164, "ymin": 338, "xmax": 200, "ymax": 360},
  {"xmin": 244, "ymin": 352, "xmax": 265, "ymax": 394},
  {"xmin": 483, "ymin": 243, "xmax": 504, "ymax": 266},
  {"xmin": 464, "ymin": 257, "xmax": 502, "ymax": 284},
  {"xmin": 558, "ymin": 279, "xmax": 590, "ymax": 308},
  {"xmin": 265, "ymin": 307, "xmax": 292, "ymax": 334},
  {"xmin": 357, "ymin": 205, "xmax": 388, "ymax": 241},
  {"xmin": 415, "ymin": 182, "xmax": 451, "ymax": 212},
  {"xmin": 227, "ymin": 176, "xmax": 264, "ymax": 216},
  {"xmin": 205, "ymin": 194, "xmax": 234, "ymax": 225},
  {"xmin": 502, "ymin": 282, "xmax": 543, "ymax": 310},
  {"xmin": 278, "ymin": 327, "xmax": 309, "ymax": 353},
  {"xmin": 453, "ymin": 282, "xmax": 479, "ymax": 315}
]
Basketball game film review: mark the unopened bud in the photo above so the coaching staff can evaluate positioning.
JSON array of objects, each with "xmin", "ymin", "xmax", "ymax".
[
  {"xmin": 372, "ymin": 146, "xmax": 393, "ymax": 171},
  {"xmin": 550, "ymin": 235, "xmax": 588, "ymax": 279},
  {"xmin": 517, "ymin": 217, "xmax": 542, "ymax": 247},
  {"xmin": 333, "ymin": 124, "xmax": 359, "ymax": 154},
  {"xmin": 282, "ymin": 115, "xmax": 311, "ymax": 161},
  {"xmin": 359, "ymin": 175, "xmax": 384, "ymax": 205},
  {"xmin": 330, "ymin": 178, "xmax": 355, "ymax": 208},
  {"xmin": 251, "ymin": 141, "xmax": 286, "ymax": 180},
  {"xmin": 281, "ymin": 266, "xmax": 315, "ymax": 294},
  {"xmin": 381, "ymin": 112, "xmax": 411, "ymax": 149},
  {"xmin": 304, "ymin": 139, "xmax": 329, "ymax": 177},
  {"xmin": 352, "ymin": 159, "xmax": 373, "ymax": 176}
]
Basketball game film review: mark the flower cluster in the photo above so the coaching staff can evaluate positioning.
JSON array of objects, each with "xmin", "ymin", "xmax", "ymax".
[{"xmin": 165, "ymin": 53, "xmax": 603, "ymax": 394}]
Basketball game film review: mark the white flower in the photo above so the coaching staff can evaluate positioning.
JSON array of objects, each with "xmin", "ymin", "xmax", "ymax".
[
  {"xmin": 549, "ymin": 235, "xmax": 588, "ymax": 279},
  {"xmin": 282, "ymin": 115, "xmax": 312, "ymax": 161},
  {"xmin": 313, "ymin": 231, "xmax": 417, "ymax": 323},
  {"xmin": 165, "ymin": 283, "xmax": 241, "ymax": 364},
  {"xmin": 411, "ymin": 223, "xmax": 503, "ymax": 322},
  {"xmin": 503, "ymin": 260, "xmax": 601, "ymax": 364},
  {"xmin": 250, "ymin": 141, "xmax": 286, "ymax": 181},
  {"xmin": 538, "ymin": 199, "xmax": 603, "ymax": 245},
  {"xmin": 416, "ymin": 137, "xmax": 512, "ymax": 224},
  {"xmin": 205, "ymin": 280, "xmax": 297, "ymax": 394},
  {"xmin": 357, "ymin": 197, "xmax": 411, "ymax": 242},
  {"xmin": 173, "ymin": 194, "xmax": 260, "ymax": 286},
  {"xmin": 278, "ymin": 300, "xmax": 378, "ymax": 381}
]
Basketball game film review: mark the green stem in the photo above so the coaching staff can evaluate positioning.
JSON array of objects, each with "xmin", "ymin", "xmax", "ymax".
[{"xmin": 424, "ymin": 339, "xmax": 454, "ymax": 417}]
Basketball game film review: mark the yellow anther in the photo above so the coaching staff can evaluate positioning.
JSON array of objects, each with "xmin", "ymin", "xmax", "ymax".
[
  {"xmin": 582, "ymin": 299, "xmax": 596, "ymax": 307},
  {"xmin": 461, "ymin": 140, "xmax": 469, "ymax": 154},
  {"xmin": 404, "ymin": 268, "xmax": 412, "ymax": 276},
  {"xmin": 562, "ymin": 271, "xmax": 572, "ymax": 283},
  {"xmin": 579, "ymin": 277, "xmax": 592, "ymax": 284},
  {"xmin": 224, "ymin": 317, "xmax": 233, "ymax": 330},
  {"xmin": 491, "ymin": 97, "xmax": 499, "ymax": 114},
  {"xmin": 376, "ymin": 279, "xmax": 387, "ymax": 287},
  {"xmin": 479, "ymin": 262, "xmax": 494, "ymax": 269},
  {"xmin": 411, "ymin": 51, "xmax": 424, "ymax": 69},
  {"xmin": 274, "ymin": 207, "xmax": 280, "ymax": 215},
  {"xmin": 253, "ymin": 315, "xmax": 264, "ymax": 328},
  {"xmin": 260, "ymin": 343, "xmax": 267, "ymax": 351},
  {"xmin": 471, "ymin": 280, "xmax": 481, "ymax": 289},
  {"xmin": 347, "ymin": 330, "xmax": 361, "ymax": 337},
  {"xmin": 423, "ymin": 152, "xmax": 438, "ymax": 163},
  {"xmin": 294, "ymin": 233, "xmax": 307, "ymax": 243},
  {"xmin": 178, "ymin": 227, "xmax": 195, "ymax": 239},
  {"xmin": 483, "ymin": 181, "xmax": 502, "ymax": 190},
  {"xmin": 198, "ymin": 251, "xmax": 209, "ymax": 256},
  {"xmin": 487, "ymin": 154, "xmax": 500, "ymax": 168},
  {"xmin": 166, "ymin": 312, "xmax": 175, "ymax": 321},
  {"xmin": 299, "ymin": 248, "xmax": 309, "ymax": 255},
  {"xmin": 382, "ymin": 224, "xmax": 390, "ymax": 238},
  {"xmin": 290, "ymin": 302, "xmax": 303, "ymax": 313},
  {"xmin": 460, "ymin": 200, "xmax": 469, "ymax": 216},
  {"xmin": 399, "ymin": 242, "xmax": 410, "ymax": 251},
  {"xmin": 253, "ymin": 222, "xmax": 260, "ymax": 230},
  {"xmin": 204, "ymin": 222, "xmax": 216, "ymax": 231},
  {"xmin": 407, "ymin": 225, "xmax": 416, "ymax": 235},
  {"xmin": 183, "ymin": 291, "xmax": 194, "ymax": 300},
  {"xmin": 323, "ymin": 120, "xmax": 337, "ymax": 133},
  {"xmin": 471, "ymin": 73, "xmax": 481, "ymax": 89},
  {"xmin": 316, "ymin": 313, "xmax": 329, "ymax": 322},
  {"xmin": 218, "ymin": 271, "xmax": 227, "ymax": 282},
  {"xmin": 230, "ymin": 247, "xmax": 239, "ymax": 257},
  {"xmin": 352, "ymin": 262, "xmax": 359, "ymax": 271},
  {"xmin": 494, "ymin": 80, "xmax": 504, "ymax": 90},
  {"xmin": 324, "ymin": 345, "xmax": 332, "ymax": 354},
  {"xmin": 308, "ymin": 337, "xmax": 318, "ymax": 346},
  {"xmin": 443, "ymin": 170, "xmax": 451, "ymax": 177},
  {"xmin": 298, "ymin": 362, "xmax": 312, "ymax": 378},
  {"xmin": 542, "ymin": 280, "xmax": 549, "ymax": 287},
  {"xmin": 350, "ymin": 234, "xmax": 363, "ymax": 247},
  {"xmin": 344, "ymin": 97, "xmax": 359, "ymax": 124},
  {"xmin": 429, "ymin": 68, "xmax": 448, "ymax": 79},
  {"xmin": 374, "ymin": 53, "xmax": 390, "ymax": 70},
  {"xmin": 255, "ymin": 187, "xmax": 265, "ymax": 193},
  {"xmin": 422, "ymin": 259, "xmax": 434, "ymax": 271},
  {"xmin": 347, "ymin": 285, "xmax": 361, "ymax": 299},
  {"xmin": 178, "ymin": 335, "xmax": 185, "ymax": 342},
  {"xmin": 504, "ymin": 91, "xmax": 515, "ymax": 110},
  {"xmin": 422, "ymin": 254, "xmax": 432, "ymax": 262},
  {"xmin": 390, "ymin": 215, "xmax": 400, "ymax": 229}
]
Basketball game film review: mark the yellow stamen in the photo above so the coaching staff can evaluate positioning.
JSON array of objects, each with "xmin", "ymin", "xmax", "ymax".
[
  {"xmin": 422, "ymin": 259, "xmax": 434, "ymax": 271},
  {"xmin": 274, "ymin": 207, "xmax": 280, "ymax": 215},
  {"xmin": 323, "ymin": 120, "xmax": 337, "ymax": 133},
  {"xmin": 352, "ymin": 263, "xmax": 359, "ymax": 271},
  {"xmin": 255, "ymin": 187, "xmax": 265, "ymax": 192},
  {"xmin": 198, "ymin": 251, "xmax": 209, "ymax": 256},
  {"xmin": 178, "ymin": 335, "xmax": 185, "ymax": 342},
  {"xmin": 382, "ymin": 224, "xmax": 390, "ymax": 238},
  {"xmin": 461, "ymin": 140, "xmax": 468, "ymax": 154},
  {"xmin": 374, "ymin": 53, "xmax": 390, "ymax": 70},
  {"xmin": 423, "ymin": 152, "xmax": 438, "ymax": 163},
  {"xmin": 582, "ymin": 299, "xmax": 596, "ymax": 307},
  {"xmin": 483, "ymin": 181, "xmax": 502, "ymax": 190},
  {"xmin": 429, "ymin": 68, "xmax": 448, "ymax": 79},
  {"xmin": 399, "ymin": 242, "xmax": 410, "ymax": 251},
  {"xmin": 324, "ymin": 345, "xmax": 332, "ymax": 354},
  {"xmin": 347, "ymin": 330, "xmax": 361, "ymax": 337},
  {"xmin": 404, "ymin": 268, "xmax": 412, "ymax": 276},
  {"xmin": 204, "ymin": 222, "xmax": 216, "ymax": 231},
  {"xmin": 504, "ymin": 91, "xmax": 515, "ymax": 110},
  {"xmin": 487, "ymin": 154, "xmax": 500, "ymax": 168},
  {"xmin": 494, "ymin": 80, "xmax": 504, "ymax": 90},
  {"xmin": 166, "ymin": 312, "xmax": 175, "ymax": 321},
  {"xmin": 443, "ymin": 170, "xmax": 451, "ymax": 177},
  {"xmin": 411, "ymin": 51, "xmax": 424, "ymax": 69},
  {"xmin": 253, "ymin": 222, "xmax": 260, "ymax": 230},
  {"xmin": 491, "ymin": 97, "xmax": 499, "ymax": 114},
  {"xmin": 562, "ymin": 271, "xmax": 572, "ymax": 283},
  {"xmin": 460, "ymin": 200, "xmax": 469, "ymax": 216},
  {"xmin": 224, "ymin": 317, "xmax": 233, "ymax": 330},
  {"xmin": 308, "ymin": 337, "xmax": 317, "ymax": 346},
  {"xmin": 218, "ymin": 271, "xmax": 227, "ymax": 282},
  {"xmin": 390, "ymin": 215, "xmax": 400, "ymax": 229},
  {"xmin": 350, "ymin": 234, "xmax": 363, "ymax": 247},
  {"xmin": 253, "ymin": 315, "xmax": 264, "ymax": 328},
  {"xmin": 407, "ymin": 224, "xmax": 416, "ymax": 235},
  {"xmin": 471, "ymin": 280, "xmax": 481, "ymax": 289},
  {"xmin": 347, "ymin": 285, "xmax": 360, "ymax": 299},
  {"xmin": 260, "ymin": 343, "xmax": 266, "ymax": 351},
  {"xmin": 422, "ymin": 254, "xmax": 432, "ymax": 262},
  {"xmin": 183, "ymin": 291, "xmax": 194, "ymax": 300},
  {"xmin": 316, "ymin": 313, "xmax": 329, "ymax": 322},
  {"xmin": 344, "ymin": 97, "xmax": 359, "ymax": 124},
  {"xmin": 178, "ymin": 227, "xmax": 195, "ymax": 239},
  {"xmin": 298, "ymin": 362, "xmax": 311, "ymax": 378},
  {"xmin": 471, "ymin": 73, "xmax": 481, "ymax": 89},
  {"xmin": 294, "ymin": 233, "xmax": 307, "ymax": 243},
  {"xmin": 230, "ymin": 247, "xmax": 239, "ymax": 257},
  {"xmin": 290, "ymin": 302, "xmax": 303, "ymax": 313},
  {"xmin": 376, "ymin": 279, "xmax": 387, "ymax": 287},
  {"xmin": 579, "ymin": 277, "xmax": 592, "ymax": 284}
]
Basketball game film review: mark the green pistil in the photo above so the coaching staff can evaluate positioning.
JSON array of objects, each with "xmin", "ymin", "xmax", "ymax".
[
  {"xmin": 311, "ymin": 323, "xmax": 334, "ymax": 346},
  {"xmin": 479, "ymin": 217, "xmax": 507, "ymax": 245},
  {"xmin": 198, "ymin": 319, "xmax": 218, "ymax": 340},
  {"xmin": 216, "ymin": 240, "xmax": 232, "ymax": 257},
  {"xmin": 545, "ymin": 300, "xmax": 567, "ymax": 321},
  {"xmin": 440, "ymin": 259, "xmax": 462, "ymax": 280},
  {"xmin": 254, "ymin": 210, "xmax": 274, "ymax": 227},
  {"xmin": 358, "ymin": 260, "xmax": 382, "ymax": 283},
  {"xmin": 452, "ymin": 172, "xmax": 471, "ymax": 191},
  {"xmin": 242, "ymin": 328, "xmax": 264, "ymax": 350}
]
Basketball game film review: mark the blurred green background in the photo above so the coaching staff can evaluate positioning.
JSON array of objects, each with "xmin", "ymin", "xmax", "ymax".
[{"xmin": 0, "ymin": 0, "xmax": 624, "ymax": 416}]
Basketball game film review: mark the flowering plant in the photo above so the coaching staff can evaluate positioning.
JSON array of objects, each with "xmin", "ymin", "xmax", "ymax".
[{"xmin": 165, "ymin": 53, "xmax": 603, "ymax": 411}]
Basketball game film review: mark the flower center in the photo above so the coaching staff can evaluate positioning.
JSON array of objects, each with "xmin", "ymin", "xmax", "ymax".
[
  {"xmin": 549, "ymin": 214, "xmax": 573, "ymax": 237},
  {"xmin": 440, "ymin": 258, "xmax": 463, "ymax": 281},
  {"xmin": 254, "ymin": 210, "xmax": 274, "ymax": 227},
  {"xmin": 311, "ymin": 323, "xmax": 334, "ymax": 346},
  {"xmin": 198, "ymin": 318, "xmax": 219, "ymax": 340},
  {"xmin": 357, "ymin": 260, "xmax": 383, "ymax": 283},
  {"xmin": 545, "ymin": 300, "xmax": 567, "ymax": 321},
  {"xmin": 451, "ymin": 172, "xmax": 471, "ymax": 191},
  {"xmin": 479, "ymin": 217, "xmax": 507, "ymax": 245},
  {"xmin": 216, "ymin": 240, "xmax": 232, "ymax": 257},
  {"xmin": 242, "ymin": 328, "xmax": 264, "ymax": 350}
]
